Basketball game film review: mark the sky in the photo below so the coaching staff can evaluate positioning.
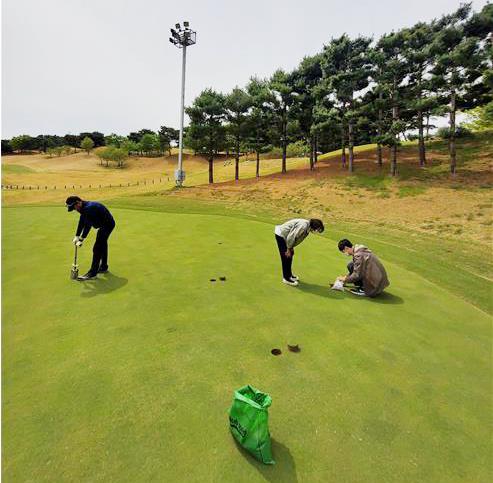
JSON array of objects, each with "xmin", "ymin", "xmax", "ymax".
[{"xmin": 1, "ymin": 0, "xmax": 489, "ymax": 138}]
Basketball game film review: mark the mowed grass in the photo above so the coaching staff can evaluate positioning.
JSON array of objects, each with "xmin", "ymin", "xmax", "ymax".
[
  {"xmin": 2, "ymin": 205, "xmax": 491, "ymax": 482},
  {"xmin": 1, "ymin": 163, "xmax": 36, "ymax": 174}
]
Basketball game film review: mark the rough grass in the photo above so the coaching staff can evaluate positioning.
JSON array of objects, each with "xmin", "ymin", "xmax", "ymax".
[
  {"xmin": 397, "ymin": 185, "xmax": 428, "ymax": 197},
  {"xmin": 343, "ymin": 173, "xmax": 391, "ymax": 193},
  {"xmin": 317, "ymin": 144, "xmax": 376, "ymax": 161}
]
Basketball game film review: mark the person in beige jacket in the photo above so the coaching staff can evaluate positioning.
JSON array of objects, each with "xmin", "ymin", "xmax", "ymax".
[{"xmin": 337, "ymin": 239, "xmax": 389, "ymax": 297}]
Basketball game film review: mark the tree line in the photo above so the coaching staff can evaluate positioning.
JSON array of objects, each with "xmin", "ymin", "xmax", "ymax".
[
  {"xmin": 2, "ymin": 4, "xmax": 490, "ymax": 179},
  {"xmin": 2, "ymin": 127, "xmax": 179, "ymax": 168},
  {"xmin": 185, "ymin": 3, "xmax": 492, "ymax": 182}
]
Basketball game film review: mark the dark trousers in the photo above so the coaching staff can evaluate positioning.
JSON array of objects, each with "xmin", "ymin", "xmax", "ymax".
[
  {"xmin": 347, "ymin": 262, "xmax": 363, "ymax": 288},
  {"xmin": 90, "ymin": 221, "xmax": 115, "ymax": 274},
  {"xmin": 275, "ymin": 235, "xmax": 293, "ymax": 280}
]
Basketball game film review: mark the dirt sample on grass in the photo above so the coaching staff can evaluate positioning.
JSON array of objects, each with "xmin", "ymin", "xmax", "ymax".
[{"xmin": 288, "ymin": 344, "xmax": 300, "ymax": 353}]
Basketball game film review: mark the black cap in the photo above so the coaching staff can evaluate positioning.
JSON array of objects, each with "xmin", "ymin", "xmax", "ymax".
[{"xmin": 66, "ymin": 196, "xmax": 81, "ymax": 211}]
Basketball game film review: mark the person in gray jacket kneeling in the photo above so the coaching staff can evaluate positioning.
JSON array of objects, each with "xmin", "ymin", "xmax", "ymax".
[
  {"xmin": 337, "ymin": 239, "xmax": 389, "ymax": 297},
  {"xmin": 275, "ymin": 218, "xmax": 324, "ymax": 286}
]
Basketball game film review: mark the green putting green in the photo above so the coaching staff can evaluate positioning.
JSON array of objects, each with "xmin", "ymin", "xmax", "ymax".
[{"xmin": 2, "ymin": 205, "xmax": 491, "ymax": 482}]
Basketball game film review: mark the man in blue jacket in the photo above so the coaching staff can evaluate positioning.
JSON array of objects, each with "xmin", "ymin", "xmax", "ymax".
[{"xmin": 66, "ymin": 196, "xmax": 116, "ymax": 281}]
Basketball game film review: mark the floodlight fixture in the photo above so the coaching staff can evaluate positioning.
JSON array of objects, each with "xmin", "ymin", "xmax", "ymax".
[
  {"xmin": 184, "ymin": 21, "xmax": 189, "ymax": 28},
  {"xmin": 175, "ymin": 23, "xmax": 180, "ymax": 29}
]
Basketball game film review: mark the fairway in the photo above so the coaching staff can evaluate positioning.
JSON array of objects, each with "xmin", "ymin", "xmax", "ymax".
[{"xmin": 2, "ymin": 205, "xmax": 491, "ymax": 482}]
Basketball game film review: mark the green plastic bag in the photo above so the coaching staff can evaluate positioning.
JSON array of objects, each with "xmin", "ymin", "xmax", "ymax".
[{"xmin": 229, "ymin": 385, "xmax": 275, "ymax": 465}]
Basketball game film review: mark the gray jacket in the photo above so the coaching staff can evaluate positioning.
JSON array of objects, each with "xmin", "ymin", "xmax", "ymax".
[{"xmin": 275, "ymin": 219, "xmax": 311, "ymax": 249}]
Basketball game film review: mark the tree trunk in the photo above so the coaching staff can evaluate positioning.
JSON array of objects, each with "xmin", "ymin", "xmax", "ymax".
[
  {"xmin": 450, "ymin": 90, "xmax": 456, "ymax": 175},
  {"xmin": 390, "ymin": 144, "xmax": 397, "ymax": 175},
  {"xmin": 282, "ymin": 141, "xmax": 287, "ymax": 172},
  {"xmin": 418, "ymin": 109, "xmax": 426, "ymax": 167},
  {"xmin": 425, "ymin": 113, "xmax": 431, "ymax": 139},
  {"xmin": 417, "ymin": 74, "xmax": 426, "ymax": 166},
  {"xmin": 209, "ymin": 155, "xmax": 214, "ymax": 184},
  {"xmin": 281, "ymin": 115, "xmax": 287, "ymax": 173},
  {"xmin": 314, "ymin": 136, "xmax": 318, "ymax": 163},
  {"xmin": 341, "ymin": 125, "xmax": 346, "ymax": 168},
  {"xmin": 348, "ymin": 120, "xmax": 354, "ymax": 173},
  {"xmin": 377, "ymin": 91, "xmax": 383, "ymax": 166},
  {"xmin": 256, "ymin": 150, "xmax": 260, "ymax": 178},
  {"xmin": 309, "ymin": 136, "xmax": 314, "ymax": 171},
  {"xmin": 390, "ymin": 77, "xmax": 398, "ymax": 176},
  {"xmin": 235, "ymin": 138, "xmax": 240, "ymax": 181}
]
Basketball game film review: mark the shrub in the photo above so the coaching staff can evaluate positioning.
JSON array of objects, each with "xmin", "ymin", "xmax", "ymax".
[
  {"xmin": 97, "ymin": 146, "xmax": 128, "ymax": 168},
  {"xmin": 437, "ymin": 126, "xmax": 473, "ymax": 139},
  {"xmin": 456, "ymin": 126, "xmax": 473, "ymax": 138},
  {"xmin": 1, "ymin": 139, "xmax": 13, "ymax": 154},
  {"xmin": 286, "ymin": 140, "xmax": 309, "ymax": 158}
]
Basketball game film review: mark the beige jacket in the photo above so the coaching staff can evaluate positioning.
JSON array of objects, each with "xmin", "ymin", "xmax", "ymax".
[{"xmin": 346, "ymin": 244, "xmax": 389, "ymax": 297}]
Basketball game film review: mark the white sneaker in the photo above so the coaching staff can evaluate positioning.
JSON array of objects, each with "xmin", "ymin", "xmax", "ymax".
[
  {"xmin": 291, "ymin": 274, "xmax": 299, "ymax": 281},
  {"xmin": 283, "ymin": 278, "xmax": 299, "ymax": 287}
]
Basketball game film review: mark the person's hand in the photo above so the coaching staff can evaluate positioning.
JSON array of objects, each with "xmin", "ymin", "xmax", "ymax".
[
  {"xmin": 72, "ymin": 236, "xmax": 80, "ymax": 244},
  {"xmin": 337, "ymin": 275, "xmax": 346, "ymax": 282},
  {"xmin": 285, "ymin": 248, "xmax": 293, "ymax": 258},
  {"xmin": 75, "ymin": 237, "xmax": 84, "ymax": 247}
]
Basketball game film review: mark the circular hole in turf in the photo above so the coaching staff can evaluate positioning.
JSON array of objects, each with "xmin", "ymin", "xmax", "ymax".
[
  {"xmin": 271, "ymin": 348, "xmax": 282, "ymax": 356},
  {"xmin": 219, "ymin": 276, "xmax": 226, "ymax": 281},
  {"xmin": 210, "ymin": 278, "xmax": 216, "ymax": 282}
]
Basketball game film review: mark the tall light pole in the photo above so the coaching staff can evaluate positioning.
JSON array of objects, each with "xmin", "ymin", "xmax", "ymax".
[{"xmin": 169, "ymin": 21, "xmax": 196, "ymax": 187}]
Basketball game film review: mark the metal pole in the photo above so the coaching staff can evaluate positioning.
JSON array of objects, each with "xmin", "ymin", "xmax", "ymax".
[{"xmin": 176, "ymin": 44, "xmax": 187, "ymax": 186}]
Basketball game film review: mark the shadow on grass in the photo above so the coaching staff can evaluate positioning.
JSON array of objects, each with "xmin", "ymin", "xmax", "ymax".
[
  {"xmin": 80, "ymin": 272, "xmax": 128, "ymax": 298},
  {"xmin": 297, "ymin": 281, "xmax": 345, "ymax": 299},
  {"xmin": 369, "ymin": 291, "xmax": 404, "ymax": 305},
  {"xmin": 298, "ymin": 282, "xmax": 403, "ymax": 305},
  {"xmin": 234, "ymin": 437, "xmax": 298, "ymax": 482}
]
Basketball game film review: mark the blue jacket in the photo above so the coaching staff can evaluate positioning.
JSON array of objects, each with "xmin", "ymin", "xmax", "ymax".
[{"xmin": 76, "ymin": 201, "xmax": 115, "ymax": 238}]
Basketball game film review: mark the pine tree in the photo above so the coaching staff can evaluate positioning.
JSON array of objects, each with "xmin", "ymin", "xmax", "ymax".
[{"xmin": 185, "ymin": 89, "xmax": 226, "ymax": 184}]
